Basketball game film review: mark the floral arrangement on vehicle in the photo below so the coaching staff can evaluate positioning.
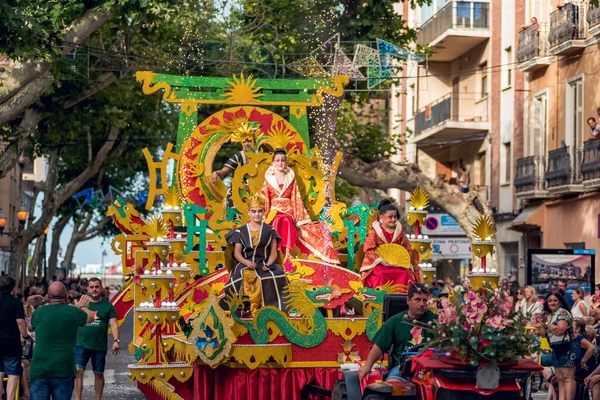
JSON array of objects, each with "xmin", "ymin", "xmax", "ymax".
[{"xmin": 428, "ymin": 282, "xmax": 537, "ymax": 365}]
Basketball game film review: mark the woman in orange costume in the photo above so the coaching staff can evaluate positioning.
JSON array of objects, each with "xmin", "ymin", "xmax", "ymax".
[
  {"xmin": 260, "ymin": 148, "xmax": 339, "ymax": 265},
  {"xmin": 360, "ymin": 199, "xmax": 419, "ymax": 289}
]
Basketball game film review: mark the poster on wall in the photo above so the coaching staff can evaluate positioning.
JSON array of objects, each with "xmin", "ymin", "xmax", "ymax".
[{"xmin": 527, "ymin": 249, "xmax": 595, "ymax": 299}]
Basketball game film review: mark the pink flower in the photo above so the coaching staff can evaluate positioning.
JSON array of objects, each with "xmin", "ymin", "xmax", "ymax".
[
  {"xmin": 486, "ymin": 315, "xmax": 507, "ymax": 329},
  {"xmin": 283, "ymin": 259, "xmax": 296, "ymax": 274},
  {"xmin": 464, "ymin": 291, "xmax": 478, "ymax": 304}
]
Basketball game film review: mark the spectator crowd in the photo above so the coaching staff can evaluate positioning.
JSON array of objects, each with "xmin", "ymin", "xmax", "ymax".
[{"xmin": 0, "ymin": 275, "xmax": 120, "ymax": 400}]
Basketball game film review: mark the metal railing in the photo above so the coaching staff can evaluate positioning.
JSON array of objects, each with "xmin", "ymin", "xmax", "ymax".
[
  {"xmin": 545, "ymin": 146, "xmax": 582, "ymax": 188},
  {"xmin": 515, "ymin": 156, "xmax": 546, "ymax": 194},
  {"xmin": 415, "ymin": 93, "xmax": 488, "ymax": 135},
  {"xmin": 587, "ymin": 4, "xmax": 600, "ymax": 30},
  {"xmin": 581, "ymin": 139, "xmax": 600, "ymax": 181},
  {"xmin": 548, "ymin": 2, "xmax": 586, "ymax": 48},
  {"xmin": 517, "ymin": 23, "xmax": 551, "ymax": 62},
  {"xmin": 417, "ymin": 1, "xmax": 490, "ymax": 45}
]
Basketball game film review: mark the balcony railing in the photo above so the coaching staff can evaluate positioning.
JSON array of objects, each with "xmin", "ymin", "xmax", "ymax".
[
  {"xmin": 515, "ymin": 156, "xmax": 546, "ymax": 194},
  {"xmin": 548, "ymin": 2, "xmax": 586, "ymax": 48},
  {"xmin": 545, "ymin": 146, "xmax": 582, "ymax": 189},
  {"xmin": 414, "ymin": 93, "xmax": 488, "ymax": 135},
  {"xmin": 581, "ymin": 139, "xmax": 600, "ymax": 182},
  {"xmin": 587, "ymin": 4, "xmax": 600, "ymax": 34},
  {"xmin": 417, "ymin": 1, "xmax": 490, "ymax": 46},
  {"xmin": 517, "ymin": 24, "xmax": 550, "ymax": 62}
]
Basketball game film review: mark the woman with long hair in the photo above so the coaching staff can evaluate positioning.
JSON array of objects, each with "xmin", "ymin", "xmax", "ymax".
[
  {"xmin": 260, "ymin": 148, "xmax": 339, "ymax": 264},
  {"xmin": 542, "ymin": 292, "xmax": 578, "ymax": 400},
  {"xmin": 571, "ymin": 287, "xmax": 588, "ymax": 319},
  {"xmin": 590, "ymin": 284, "xmax": 600, "ymax": 310}
]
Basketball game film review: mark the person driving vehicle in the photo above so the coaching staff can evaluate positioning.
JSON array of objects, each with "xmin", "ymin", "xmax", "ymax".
[{"xmin": 358, "ymin": 283, "xmax": 437, "ymax": 382}]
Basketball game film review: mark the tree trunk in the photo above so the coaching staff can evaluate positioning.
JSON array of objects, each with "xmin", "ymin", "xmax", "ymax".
[
  {"xmin": 48, "ymin": 214, "xmax": 71, "ymax": 281},
  {"xmin": 7, "ymin": 129, "xmax": 127, "ymax": 275},
  {"xmin": 0, "ymin": 9, "xmax": 111, "ymax": 125},
  {"xmin": 0, "ymin": 109, "xmax": 43, "ymax": 179},
  {"xmin": 62, "ymin": 235, "xmax": 80, "ymax": 273},
  {"xmin": 28, "ymin": 234, "xmax": 45, "ymax": 280}
]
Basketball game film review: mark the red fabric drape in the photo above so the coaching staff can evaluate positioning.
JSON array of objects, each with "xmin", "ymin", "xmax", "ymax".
[
  {"xmin": 194, "ymin": 365, "xmax": 340, "ymax": 400},
  {"xmin": 363, "ymin": 265, "xmax": 414, "ymax": 288},
  {"xmin": 271, "ymin": 213, "xmax": 297, "ymax": 250}
]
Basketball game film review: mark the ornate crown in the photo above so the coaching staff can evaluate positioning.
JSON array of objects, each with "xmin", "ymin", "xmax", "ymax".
[
  {"xmin": 230, "ymin": 120, "xmax": 263, "ymax": 144},
  {"xmin": 247, "ymin": 193, "xmax": 266, "ymax": 209}
]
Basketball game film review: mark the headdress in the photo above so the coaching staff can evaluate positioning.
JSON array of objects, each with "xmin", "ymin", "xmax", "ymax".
[
  {"xmin": 229, "ymin": 119, "xmax": 263, "ymax": 144},
  {"xmin": 247, "ymin": 193, "xmax": 266, "ymax": 209}
]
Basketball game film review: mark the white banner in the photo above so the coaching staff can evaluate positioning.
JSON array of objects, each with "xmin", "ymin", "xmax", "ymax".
[
  {"xmin": 421, "ymin": 213, "xmax": 466, "ymax": 236},
  {"xmin": 431, "ymin": 238, "xmax": 472, "ymax": 260}
]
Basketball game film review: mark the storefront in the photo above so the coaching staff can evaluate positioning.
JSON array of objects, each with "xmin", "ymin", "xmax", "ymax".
[{"xmin": 510, "ymin": 192, "xmax": 600, "ymax": 283}]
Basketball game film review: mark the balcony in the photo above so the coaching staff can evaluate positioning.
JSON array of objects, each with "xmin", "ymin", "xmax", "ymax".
[
  {"xmin": 587, "ymin": 4, "xmax": 600, "ymax": 37},
  {"xmin": 548, "ymin": 3, "xmax": 587, "ymax": 56},
  {"xmin": 515, "ymin": 156, "xmax": 549, "ymax": 199},
  {"xmin": 544, "ymin": 146, "xmax": 584, "ymax": 194},
  {"xmin": 414, "ymin": 93, "xmax": 489, "ymax": 145},
  {"xmin": 581, "ymin": 139, "xmax": 600, "ymax": 189},
  {"xmin": 516, "ymin": 24, "xmax": 554, "ymax": 73},
  {"xmin": 416, "ymin": 1, "xmax": 490, "ymax": 62}
]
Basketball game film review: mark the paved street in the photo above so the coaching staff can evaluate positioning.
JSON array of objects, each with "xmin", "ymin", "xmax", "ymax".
[{"xmin": 80, "ymin": 315, "xmax": 145, "ymax": 400}]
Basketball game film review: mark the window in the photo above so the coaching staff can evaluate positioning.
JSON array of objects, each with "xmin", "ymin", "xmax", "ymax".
[
  {"xmin": 566, "ymin": 77, "xmax": 584, "ymax": 148},
  {"xmin": 504, "ymin": 47, "xmax": 512, "ymax": 88},
  {"xmin": 501, "ymin": 142, "xmax": 512, "ymax": 184},
  {"xmin": 480, "ymin": 62, "xmax": 488, "ymax": 98},
  {"xmin": 531, "ymin": 92, "xmax": 548, "ymax": 157}
]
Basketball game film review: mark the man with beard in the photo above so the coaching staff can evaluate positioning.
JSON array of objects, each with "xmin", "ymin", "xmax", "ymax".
[{"xmin": 74, "ymin": 278, "xmax": 119, "ymax": 400}]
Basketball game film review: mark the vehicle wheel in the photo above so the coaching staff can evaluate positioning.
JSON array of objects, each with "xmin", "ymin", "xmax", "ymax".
[
  {"xmin": 332, "ymin": 379, "xmax": 348, "ymax": 400},
  {"xmin": 363, "ymin": 395, "xmax": 387, "ymax": 400}
]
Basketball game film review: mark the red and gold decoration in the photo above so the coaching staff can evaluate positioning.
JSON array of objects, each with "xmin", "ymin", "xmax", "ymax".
[{"xmin": 406, "ymin": 188, "xmax": 433, "ymax": 261}]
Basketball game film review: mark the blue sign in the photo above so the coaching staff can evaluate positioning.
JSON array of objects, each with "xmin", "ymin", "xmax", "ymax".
[{"xmin": 574, "ymin": 249, "xmax": 596, "ymax": 255}]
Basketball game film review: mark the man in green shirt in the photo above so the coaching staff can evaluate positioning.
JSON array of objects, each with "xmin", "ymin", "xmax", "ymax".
[
  {"xmin": 74, "ymin": 278, "xmax": 120, "ymax": 400},
  {"xmin": 358, "ymin": 282, "xmax": 437, "ymax": 382},
  {"xmin": 30, "ymin": 282, "xmax": 94, "ymax": 400}
]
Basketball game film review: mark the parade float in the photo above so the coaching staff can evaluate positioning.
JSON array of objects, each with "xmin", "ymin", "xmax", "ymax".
[
  {"xmin": 102, "ymin": 70, "xmax": 543, "ymax": 400},
  {"xmin": 105, "ymin": 71, "xmax": 423, "ymax": 400}
]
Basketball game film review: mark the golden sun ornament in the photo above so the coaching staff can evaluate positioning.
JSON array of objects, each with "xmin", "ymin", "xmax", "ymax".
[
  {"xmin": 144, "ymin": 215, "xmax": 168, "ymax": 240},
  {"xmin": 472, "ymin": 215, "xmax": 495, "ymax": 242},
  {"xmin": 266, "ymin": 123, "xmax": 296, "ymax": 150},
  {"xmin": 221, "ymin": 73, "xmax": 264, "ymax": 104},
  {"xmin": 409, "ymin": 188, "xmax": 429, "ymax": 211}
]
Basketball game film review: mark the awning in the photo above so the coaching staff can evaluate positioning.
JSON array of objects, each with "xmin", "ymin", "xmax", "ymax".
[{"xmin": 508, "ymin": 205, "xmax": 545, "ymax": 232}]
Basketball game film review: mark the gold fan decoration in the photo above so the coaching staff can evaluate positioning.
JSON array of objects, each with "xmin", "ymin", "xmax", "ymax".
[
  {"xmin": 410, "ymin": 188, "xmax": 429, "ymax": 211},
  {"xmin": 163, "ymin": 186, "xmax": 183, "ymax": 209},
  {"xmin": 144, "ymin": 215, "xmax": 168, "ymax": 240},
  {"xmin": 472, "ymin": 215, "xmax": 495, "ymax": 241},
  {"xmin": 375, "ymin": 244, "xmax": 411, "ymax": 269},
  {"xmin": 205, "ymin": 116, "xmax": 263, "ymax": 144}
]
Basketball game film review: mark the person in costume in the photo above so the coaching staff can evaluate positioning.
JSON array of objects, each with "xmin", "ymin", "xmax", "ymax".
[
  {"xmin": 223, "ymin": 194, "xmax": 288, "ymax": 314},
  {"xmin": 260, "ymin": 148, "xmax": 339, "ymax": 264},
  {"xmin": 211, "ymin": 120, "xmax": 260, "ymax": 209},
  {"xmin": 360, "ymin": 199, "xmax": 418, "ymax": 289}
]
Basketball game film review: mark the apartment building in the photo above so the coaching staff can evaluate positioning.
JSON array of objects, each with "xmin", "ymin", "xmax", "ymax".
[
  {"xmin": 396, "ymin": 0, "xmax": 522, "ymax": 278},
  {"xmin": 394, "ymin": 0, "xmax": 600, "ymax": 281},
  {"xmin": 512, "ymin": 0, "xmax": 600, "ymax": 280},
  {"xmin": 0, "ymin": 156, "xmax": 46, "ymax": 274}
]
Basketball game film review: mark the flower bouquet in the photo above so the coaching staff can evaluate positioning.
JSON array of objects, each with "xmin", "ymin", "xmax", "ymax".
[{"xmin": 429, "ymin": 283, "xmax": 537, "ymax": 366}]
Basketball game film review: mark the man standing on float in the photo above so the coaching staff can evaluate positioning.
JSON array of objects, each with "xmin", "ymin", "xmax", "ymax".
[{"xmin": 211, "ymin": 120, "xmax": 262, "ymax": 209}]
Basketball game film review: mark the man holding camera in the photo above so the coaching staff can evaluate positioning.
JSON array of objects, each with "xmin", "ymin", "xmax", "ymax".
[
  {"xmin": 74, "ymin": 278, "xmax": 120, "ymax": 400},
  {"xmin": 0, "ymin": 276, "xmax": 33, "ymax": 400}
]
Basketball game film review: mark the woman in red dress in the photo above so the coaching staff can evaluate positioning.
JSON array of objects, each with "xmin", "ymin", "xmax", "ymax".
[
  {"xmin": 360, "ymin": 199, "xmax": 418, "ymax": 290},
  {"xmin": 260, "ymin": 148, "xmax": 339, "ymax": 265}
]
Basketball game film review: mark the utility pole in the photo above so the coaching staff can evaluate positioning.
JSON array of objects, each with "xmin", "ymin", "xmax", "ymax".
[{"xmin": 101, "ymin": 249, "xmax": 108, "ymax": 286}]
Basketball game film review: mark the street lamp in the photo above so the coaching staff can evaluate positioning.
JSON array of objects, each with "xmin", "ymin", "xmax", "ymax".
[
  {"xmin": 101, "ymin": 249, "xmax": 108, "ymax": 286},
  {"xmin": 16, "ymin": 205, "xmax": 28, "ymax": 225},
  {"xmin": 42, "ymin": 226, "xmax": 49, "ymax": 283}
]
